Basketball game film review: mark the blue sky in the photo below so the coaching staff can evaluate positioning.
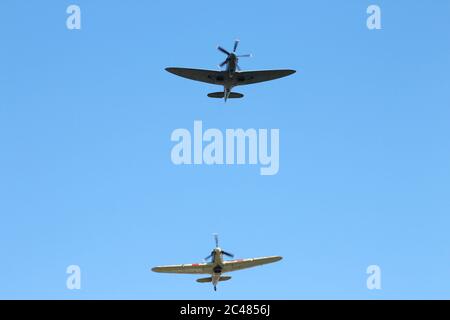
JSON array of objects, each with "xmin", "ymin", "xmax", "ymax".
[{"xmin": 0, "ymin": 0, "xmax": 449, "ymax": 299}]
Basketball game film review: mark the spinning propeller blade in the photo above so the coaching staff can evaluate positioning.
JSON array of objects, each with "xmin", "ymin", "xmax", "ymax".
[
  {"xmin": 214, "ymin": 233, "xmax": 219, "ymax": 248},
  {"xmin": 204, "ymin": 252, "xmax": 213, "ymax": 261},
  {"xmin": 217, "ymin": 46, "xmax": 230, "ymax": 55},
  {"xmin": 233, "ymin": 39, "xmax": 240, "ymax": 52},
  {"xmin": 222, "ymin": 250, "xmax": 234, "ymax": 258}
]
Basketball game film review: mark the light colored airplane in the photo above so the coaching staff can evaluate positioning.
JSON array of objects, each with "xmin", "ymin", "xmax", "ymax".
[
  {"xmin": 151, "ymin": 234, "xmax": 282, "ymax": 291},
  {"xmin": 165, "ymin": 40, "xmax": 296, "ymax": 102}
]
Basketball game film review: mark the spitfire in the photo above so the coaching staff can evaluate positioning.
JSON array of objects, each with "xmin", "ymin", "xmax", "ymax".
[
  {"xmin": 166, "ymin": 40, "xmax": 296, "ymax": 101},
  {"xmin": 152, "ymin": 234, "xmax": 282, "ymax": 291}
]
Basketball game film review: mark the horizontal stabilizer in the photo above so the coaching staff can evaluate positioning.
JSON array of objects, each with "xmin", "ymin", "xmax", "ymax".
[
  {"xmin": 196, "ymin": 276, "xmax": 232, "ymax": 283},
  {"xmin": 218, "ymin": 276, "xmax": 232, "ymax": 282},
  {"xmin": 208, "ymin": 92, "xmax": 244, "ymax": 99}
]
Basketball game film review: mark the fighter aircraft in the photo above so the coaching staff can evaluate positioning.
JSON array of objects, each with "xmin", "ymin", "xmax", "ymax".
[
  {"xmin": 151, "ymin": 234, "xmax": 282, "ymax": 291},
  {"xmin": 165, "ymin": 40, "xmax": 296, "ymax": 102}
]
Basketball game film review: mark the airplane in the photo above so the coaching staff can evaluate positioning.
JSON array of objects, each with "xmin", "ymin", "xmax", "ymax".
[
  {"xmin": 151, "ymin": 234, "xmax": 283, "ymax": 291},
  {"xmin": 165, "ymin": 40, "xmax": 296, "ymax": 102}
]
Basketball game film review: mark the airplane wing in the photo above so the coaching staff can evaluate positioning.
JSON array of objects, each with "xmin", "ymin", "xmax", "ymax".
[
  {"xmin": 166, "ymin": 67, "xmax": 225, "ymax": 85},
  {"xmin": 152, "ymin": 262, "xmax": 211, "ymax": 274},
  {"xmin": 234, "ymin": 70, "xmax": 296, "ymax": 86},
  {"xmin": 222, "ymin": 256, "xmax": 282, "ymax": 273}
]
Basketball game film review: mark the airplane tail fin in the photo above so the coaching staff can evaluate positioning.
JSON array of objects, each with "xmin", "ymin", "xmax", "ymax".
[
  {"xmin": 208, "ymin": 92, "xmax": 244, "ymax": 99},
  {"xmin": 196, "ymin": 276, "xmax": 232, "ymax": 283}
]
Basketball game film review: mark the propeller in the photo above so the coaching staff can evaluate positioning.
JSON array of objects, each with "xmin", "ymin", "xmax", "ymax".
[
  {"xmin": 222, "ymin": 251, "xmax": 234, "ymax": 258},
  {"xmin": 217, "ymin": 46, "xmax": 230, "ymax": 56},
  {"xmin": 233, "ymin": 39, "xmax": 239, "ymax": 52},
  {"xmin": 204, "ymin": 252, "xmax": 214, "ymax": 261},
  {"xmin": 217, "ymin": 40, "xmax": 252, "ymax": 70},
  {"xmin": 214, "ymin": 233, "xmax": 219, "ymax": 248},
  {"xmin": 204, "ymin": 234, "xmax": 234, "ymax": 261}
]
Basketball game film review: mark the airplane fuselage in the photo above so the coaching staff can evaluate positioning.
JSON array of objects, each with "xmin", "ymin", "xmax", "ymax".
[
  {"xmin": 226, "ymin": 53, "xmax": 238, "ymax": 75},
  {"xmin": 211, "ymin": 248, "xmax": 224, "ymax": 290},
  {"xmin": 223, "ymin": 54, "xmax": 239, "ymax": 101}
]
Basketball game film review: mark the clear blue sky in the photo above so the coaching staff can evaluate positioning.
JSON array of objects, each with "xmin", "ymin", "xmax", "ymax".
[{"xmin": 1, "ymin": 0, "xmax": 449, "ymax": 299}]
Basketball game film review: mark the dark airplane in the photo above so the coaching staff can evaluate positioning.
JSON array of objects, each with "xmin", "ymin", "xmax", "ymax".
[{"xmin": 166, "ymin": 40, "xmax": 296, "ymax": 101}]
